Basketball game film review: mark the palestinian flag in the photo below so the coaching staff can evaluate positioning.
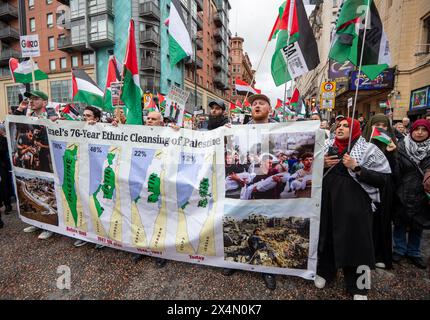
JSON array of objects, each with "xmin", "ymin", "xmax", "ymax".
[
  {"xmin": 235, "ymin": 79, "xmax": 261, "ymax": 95},
  {"xmin": 290, "ymin": 88, "xmax": 300, "ymax": 109},
  {"xmin": 329, "ymin": 0, "xmax": 391, "ymax": 80},
  {"xmin": 183, "ymin": 112, "xmax": 193, "ymax": 120},
  {"xmin": 61, "ymin": 104, "xmax": 81, "ymax": 121},
  {"xmin": 121, "ymin": 19, "xmax": 143, "ymax": 125},
  {"xmin": 235, "ymin": 99, "xmax": 243, "ymax": 108},
  {"xmin": 72, "ymin": 69, "xmax": 104, "ymax": 107},
  {"xmin": 371, "ymin": 127, "xmax": 391, "ymax": 145},
  {"xmin": 145, "ymin": 97, "xmax": 159, "ymax": 112},
  {"xmin": 165, "ymin": 0, "xmax": 193, "ymax": 67},
  {"xmin": 243, "ymin": 98, "xmax": 252, "ymax": 114},
  {"xmin": 271, "ymin": 0, "xmax": 320, "ymax": 86},
  {"xmin": 103, "ymin": 56, "xmax": 122, "ymax": 112},
  {"xmin": 9, "ymin": 58, "xmax": 48, "ymax": 83},
  {"xmin": 297, "ymin": 100, "xmax": 307, "ymax": 118},
  {"xmin": 229, "ymin": 102, "xmax": 242, "ymax": 114}
]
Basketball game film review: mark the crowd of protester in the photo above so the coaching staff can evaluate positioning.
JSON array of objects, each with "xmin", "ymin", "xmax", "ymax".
[{"xmin": 0, "ymin": 89, "xmax": 429, "ymax": 300}]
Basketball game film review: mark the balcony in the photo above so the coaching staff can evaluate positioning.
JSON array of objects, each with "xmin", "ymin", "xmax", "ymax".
[
  {"xmin": 214, "ymin": 74, "xmax": 228, "ymax": 89},
  {"xmin": 141, "ymin": 57, "xmax": 160, "ymax": 73},
  {"xmin": 57, "ymin": 36, "xmax": 88, "ymax": 52},
  {"xmin": 140, "ymin": 29, "xmax": 160, "ymax": 47},
  {"xmin": 0, "ymin": 48, "xmax": 20, "ymax": 66},
  {"xmin": 185, "ymin": 56, "xmax": 203, "ymax": 69},
  {"xmin": 139, "ymin": 1, "xmax": 160, "ymax": 21},
  {"xmin": 196, "ymin": 15, "xmax": 203, "ymax": 31},
  {"xmin": 0, "ymin": 2, "xmax": 18, "ymax": 22},
  {"xmin": 88, "ymin": 0, "xmax": 114, "ymax": 17},
  {"xmin": 214, "ymin": 13, "xmax": 223, "ymax": 27},
  {"xmin": 195, "ymin": 38, "xmax": 203, "ymax": 50},
  {"xmin": 89, "ymin": 30, "xmax": 115, "ymax": 48},
  {"xmin": 214, "ymin": 29, "xmax": 224, "ymax": 42},
  {"xmin": 0, "ymin": 26, "xmax": 19, "ymax": 42},
  {"xmin": 214, "ymin": 44, "xmax": 223, "ymax": 56},
  {"xmin": 214, "ymin": 58, "xmax": 227, "ymax": 72},
  {"xmin": 196, "ymin": 0, "xmax": 203, "ymax": 11}
]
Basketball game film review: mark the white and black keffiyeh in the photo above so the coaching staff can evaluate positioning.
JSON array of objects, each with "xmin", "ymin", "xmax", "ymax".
[
  {"xmin": 404, "ymin": 135, "xmax": 430, "ymax": 164},
  {"xmin": 323, "ymin": 137, "xmax": 391, "ymax": 207}
]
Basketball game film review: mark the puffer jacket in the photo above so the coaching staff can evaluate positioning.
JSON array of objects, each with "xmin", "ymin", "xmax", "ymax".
[{"xmin": 394, "ymin": 141, "xmax": 430, "ymax": 229}]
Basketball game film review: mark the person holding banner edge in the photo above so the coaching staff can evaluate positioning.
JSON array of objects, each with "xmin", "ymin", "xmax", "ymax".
[
  {"xmin": 316, "ymin": 118, "xmax": 391, "ymax": 300},
  {"xmin": 15, "ymin": 90, "xmax": 55, "ymax": 240},
  {"xmin": 222, "ymin": 94, "xmax": 278, "ymax": 291}
]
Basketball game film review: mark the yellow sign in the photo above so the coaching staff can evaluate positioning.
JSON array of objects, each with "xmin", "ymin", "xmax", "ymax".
[{"xmin": 320, "ymin": 81, "xmax": 336, "ymax": 110}]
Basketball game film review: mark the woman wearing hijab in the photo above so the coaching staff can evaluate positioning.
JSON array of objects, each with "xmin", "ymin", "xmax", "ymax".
[
  {"xmin": 393, "ymin": 119, "xmax": 430, "ymax": 269},
  {"xmin": 315, "ymin": 118, "xmax": 391, "ymax": 300},
  {"xmin": 362, "ymin": 114, "xmax": 398, "ymax": 270}
]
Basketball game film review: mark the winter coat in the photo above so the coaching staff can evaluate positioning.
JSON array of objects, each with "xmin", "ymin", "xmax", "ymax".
[{"xmin": 394, "ymin": 141, "xmax": 430, "ymax": 229}]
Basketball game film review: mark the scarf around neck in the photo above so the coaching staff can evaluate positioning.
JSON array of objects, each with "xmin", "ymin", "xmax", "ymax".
[{"xmin": 404, "ymin": 135, "xmax": 430, "ymax": 164}]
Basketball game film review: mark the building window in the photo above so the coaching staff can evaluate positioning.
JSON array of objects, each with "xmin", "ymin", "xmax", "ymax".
[
  {"xmin": 47, "ymin": 13, "xmax": 53, "ymax": 28},
  {"xmin": 60, "ymin": 57, "xmax": 67, "ymax": 69},
  {"xmin": 72, "ymin": 56, "xmax": 79, "ymax": 68},
  {"xmin": 28, "ymin": 0, "xmax": 34, "ymax": 9},
  {"xmin": 29, "ymin": 18, "xmax": 36, "ymax": 32},
  {"xmin": 424, "ymin": 16, "xmax": 430, "ymax": 54},
  {"xmin": 7, "ymin": 84, "xmax": 38, "ymax": 107},
  {"xmin": 49, "ymin": 59, "xmax": 56, "ymax": 71},
  {"xmin": 82, "ymin": 53, "xmax": 95, "ymax": 65},
  {"xmin": 50, "ymin": 80, "xmax": 72, "ymax": 103},
  {"xmin": 48, "ymin": 37, "xmax": 55, "ymax": 51}
]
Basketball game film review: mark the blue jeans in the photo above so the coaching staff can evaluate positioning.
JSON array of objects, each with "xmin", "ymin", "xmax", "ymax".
[{"xmin": 393, "ymin": 224, "xmax": 423, "ymax": 258}]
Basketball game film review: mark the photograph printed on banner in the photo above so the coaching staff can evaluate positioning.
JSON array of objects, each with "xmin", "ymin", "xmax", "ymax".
[
  {"xmin": 223, "ymin": 207, "xmax": 310, "ymax": 269},
  {"xmin": 8, "ymin": 122, "xmax": 53, "ymax": 173},
  {"xmin": 224, "ymin": 131, "xmax": 315, "ymax": 200},
  {"xmin": 15, "ymin": 172, "xmax": 58, "ymax": 226}
]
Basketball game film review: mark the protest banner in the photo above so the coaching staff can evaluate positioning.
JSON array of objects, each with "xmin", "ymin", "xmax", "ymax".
[
  {"xmin": 6, "ymin": 116, "xmax": 323, "ymax": 279},
  {"xmin": 163, "ymin": 85, "xmax": 190, "ymax": 126}
]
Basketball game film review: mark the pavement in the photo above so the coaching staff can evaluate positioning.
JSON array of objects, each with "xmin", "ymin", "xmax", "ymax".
[{"xmin": 0, "ymin": 204, "xmax": 429, "ymax": 300}]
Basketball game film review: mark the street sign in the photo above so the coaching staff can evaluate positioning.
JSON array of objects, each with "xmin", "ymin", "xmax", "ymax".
[
  {"xmin": 348, "ymin": 97, "xmax": 353, "ymax": 108},
  {"xmin": 20, "ymin": 35, "xmax": 40, "ymax": 58},
  {"xmin": 320, "ymin": 81, "xmax": 336, "ymax": 110}
]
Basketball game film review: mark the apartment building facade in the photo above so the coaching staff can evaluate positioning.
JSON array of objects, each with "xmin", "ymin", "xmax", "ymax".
[{"xmin": 229, "ymin": 35, "xmax": 255, "ymax": 103}]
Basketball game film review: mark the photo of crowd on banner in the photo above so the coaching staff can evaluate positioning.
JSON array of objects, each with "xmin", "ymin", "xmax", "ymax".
[
  {"xmin": 8, "ymin": 123, "xmax": 53, "ymax": 173},
  {"xmin": 224, "ymin": 132, "xmax": 315, "ymax": 200}
]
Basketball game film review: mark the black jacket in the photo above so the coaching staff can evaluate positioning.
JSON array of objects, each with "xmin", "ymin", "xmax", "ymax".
[
  {"xmin": 207, "ymin": 116, "xmax": 229, "ymax": 130},
  {"xmin": 394, "ymin": 141, "xmax": 430, "ymax": 229}
]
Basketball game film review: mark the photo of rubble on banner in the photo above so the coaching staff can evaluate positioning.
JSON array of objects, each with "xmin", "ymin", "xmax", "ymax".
[
  {"xmin": 224, "ymin": 131, "xmax": 315, "ymax": 200},
  {"xmin": 223, "ymin": 207, "xmax": 310, "ymax": 269}
]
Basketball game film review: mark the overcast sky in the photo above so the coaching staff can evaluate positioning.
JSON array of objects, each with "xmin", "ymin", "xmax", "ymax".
[{"xmin": 229, "ymin": 0, "xmax": 314, "ymax": 104}]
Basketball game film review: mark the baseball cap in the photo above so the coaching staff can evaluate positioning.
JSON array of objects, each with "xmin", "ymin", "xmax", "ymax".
[
  {"xmin": 25, "ymin": 90, "xmax": 49, "ymax": 101},
  {"xmin": 209, "ymin": 100, "xmax": 226, "ymax": 110},
  {"xmin": 248, "ymin": 94, "xmax": 271, "ymax": 106}
]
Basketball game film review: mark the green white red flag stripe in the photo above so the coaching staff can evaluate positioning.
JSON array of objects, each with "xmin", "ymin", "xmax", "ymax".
[
  {"xmin": 166, "ymin": 0, "xmax": 193, "ymax": 66},
  {"xmin": 371, "ymin": 127, "xmax": 391, "ymax": 145},
  {"xmin": 72, "ymin": 68, "xmax": 104, "ymax": 108},
  {"xmin": 271, "ymin": 0, "xmax": 320, "ymax": 86},
  {"xmin": 329, "ymin": 0, "xmax": 391, "ymax": 80},
  {"xmin": 121, "ymin": 19, "xmax": 143, "ymax": 125},
  {"xmin": 9, "ymin": 58, "xmax": 48, "ymax": 84}
]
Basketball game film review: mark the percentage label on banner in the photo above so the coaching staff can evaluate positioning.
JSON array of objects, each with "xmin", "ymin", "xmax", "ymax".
[{"xmin": 90, "ymin": 146, "xmax": 103, "ymax": 153}]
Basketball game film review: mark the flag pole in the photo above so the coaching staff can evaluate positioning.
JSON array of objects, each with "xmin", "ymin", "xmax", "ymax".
[
  {"xmin": 347, "ymin": 0, "xmax": 370, "ymax": 153},
  {"xmin": 282, "ymin": 0, "xmax": 295, "ymax": 122},
  {"xmin": 30, "ymin": 57, "xmax": 36, "ymax": 90}
]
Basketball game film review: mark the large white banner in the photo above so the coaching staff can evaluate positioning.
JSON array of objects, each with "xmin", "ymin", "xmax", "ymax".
[{"xmin": 6, "ymin": 116, "xmax": 323, "ymax": 279}]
